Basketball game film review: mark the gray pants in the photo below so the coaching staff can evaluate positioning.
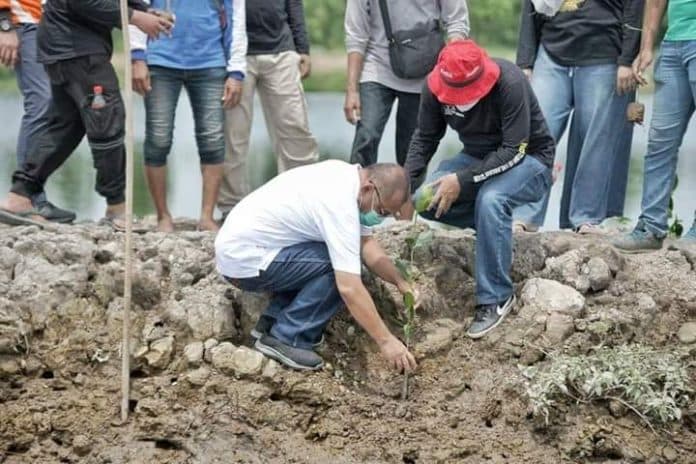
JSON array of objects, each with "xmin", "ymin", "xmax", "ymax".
[{"xmin": 15, "ymin": 23, "xmax": 51, "ymax": 204}]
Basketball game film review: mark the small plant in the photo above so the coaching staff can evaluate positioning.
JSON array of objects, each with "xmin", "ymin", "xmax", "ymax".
[
  {"xmin": 668, "ymin": 176, "xmax": 683, "ymax": 238},
  {"xmin": 521, "ymin": 345, "xmax": 692, "ymax": 430}
]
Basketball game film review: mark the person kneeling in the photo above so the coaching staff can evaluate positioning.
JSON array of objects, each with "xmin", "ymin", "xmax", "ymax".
[
  {"xmin": 215, "ymin": 160, "xmax": 417, "ymax": 371},
  {"xmin": 405, "ymin": 40, "xmax": 556, "ymax": 338}
]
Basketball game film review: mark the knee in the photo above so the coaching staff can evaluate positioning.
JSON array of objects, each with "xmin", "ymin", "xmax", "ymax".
[{"xmin": 476, "ymin": 189, "xmax": 509, "ymax": 218}]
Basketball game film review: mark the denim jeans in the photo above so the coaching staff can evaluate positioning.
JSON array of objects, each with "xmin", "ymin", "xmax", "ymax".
[
  {"xmin": 15, "ymin": 24, "xmax": 51, "ymax": 205},
  {"xmin": 144, "ymin": 66, "xmax": 226, "ymax": 166},
  {"xmin": 415, "ymin": 153, "xmax": 552, "ymax": 305},
  {"xmin": 639, "ymin": 41, "xmax": 696, "ymax": 238},
  {"xmin": 233, "ymin": 242, "xmax": 342, "ymax": 350},
  {"xmin": 349, "ymin": 81, "xmax": 420, "ymax": 166},
  {"xmin": 514, "ymin": 46, "xmax": 633, "ymax": 228}
]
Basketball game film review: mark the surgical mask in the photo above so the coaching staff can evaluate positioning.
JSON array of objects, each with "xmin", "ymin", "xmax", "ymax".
[
  {"xmin": 360, "ymin": 210, "xmax": 385, "ymax": 227},
  {"xmin": 455, "ymin": 100, "xmax": 479, "ymax": 112}
]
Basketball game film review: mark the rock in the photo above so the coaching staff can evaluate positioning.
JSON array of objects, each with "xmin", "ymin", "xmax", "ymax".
[
  {"xmin": 144, "ymin": 336, "xmax": 174, "ymax": 370},
  {"xmin": 414, "ymin": 318, "xmax": 464, "ymax": 356},
  {"xmin": 183, "ymin": 341, "xmax": 204, "ymax": 367},
  {"xmin": 677, "ymin": 322, "xmax": 696, "ymax": 344},
  {"xmin": 519, "ymin": 278, "xmax": 585, "ymax": 319},
  {"xmin": 511, "ymin": 233, "xmax": 548, "ymax": 281},
  {"xmin": 0, "ymin": 357, "xmax": 20, "ymax": 378},
  {"xmin": 544, "ymin": 313, "xmax": 575, "ymax": 344},
  {"xmin": 586, "ymin": 257, "xmax": 611, "ymax": 292},
  {"xmin": 636, "ymin": 293, "xmax": 657, "ymax": 313},
  {"xmin": 210, "ymin": 342, "xmax": 237, "ymax": 373},
  {"xmin": 608, "ymin": 400, "xmax": 627, "ymax": 418},
  {"xmin": 165, "ymin": 285, "xmax": 236, "ymax": 340},
  {"xmin": 72, "ymin": 434, "xmax": 91, "ymax": 457},
  {"xmin": 230, "ymin": 346, "xmax": 266, "ymax": 376},
  {"xmin": 662, "ymin": 445, "xmax": 678, "ymax": 462},
  {"xmin": 186, "ymin": 366, "xmax": 211, "ymax": 387},
  {"xmin": 543, "ymin": 249, "xmax": 590, "ymax": 293},
  {"xmin": 262, "ymin": 359, "xmax": 282, "ymax": 379},
  {"xmin": 203, "ymin": 338, "xmax": 218, "ymax": 363}
]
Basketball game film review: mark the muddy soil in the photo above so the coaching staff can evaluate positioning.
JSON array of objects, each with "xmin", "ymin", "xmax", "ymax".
[{"xmin": 0, "ymin": 222, "xmax": 694, "ymax": 464}]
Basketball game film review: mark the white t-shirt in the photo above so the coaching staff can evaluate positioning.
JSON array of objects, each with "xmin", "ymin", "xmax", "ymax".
[{"xmin": 215, "ymin": 160, "xmax": 372, "ymax": 278}]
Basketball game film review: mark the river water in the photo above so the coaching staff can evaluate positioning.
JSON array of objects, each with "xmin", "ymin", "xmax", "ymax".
[{"xmin": 0, "ymin": 91, "xmax": 694, "ymax": 230}]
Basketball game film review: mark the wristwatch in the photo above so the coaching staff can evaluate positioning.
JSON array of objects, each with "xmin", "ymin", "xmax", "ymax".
[{"xmin": 0, "ymin": 17, "xmax": 12, "ymax": 32}]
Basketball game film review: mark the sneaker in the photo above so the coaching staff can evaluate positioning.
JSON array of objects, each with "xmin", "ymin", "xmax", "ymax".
[
  {"xmin": 34, "ymin": 201, "xmax": 76, "ymax": 224},
  {"xmin": 254, "ymin": 334, "xmax": 324, "ymax": 371},
  {"xmin": 679, "ymin": 218, "xmax": 696, "ymax": 244},
  {"xmin": 611, "ymin": 223, "xmax": 663, "ymax": 253},
  {"xmin": 250, "ymin": 315, "xmax": 326, "ymax": 349},
  {"xmin": 575, "ymin": 223, "xmax": 606, "ymax": 235},
  {"xmin": 467, "ymin": 295, "xmax": 516, "ymax": 339}
]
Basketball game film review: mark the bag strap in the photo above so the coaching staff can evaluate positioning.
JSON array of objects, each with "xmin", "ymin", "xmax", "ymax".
[{"xmin": 376, "ymin": 0, "xmax": 394, "ymax": 42}]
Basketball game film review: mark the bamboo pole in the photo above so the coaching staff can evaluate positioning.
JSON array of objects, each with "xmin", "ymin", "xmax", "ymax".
[{"xmin": 119, "ymin": 0, "xmax": 135, "ymax": 423}]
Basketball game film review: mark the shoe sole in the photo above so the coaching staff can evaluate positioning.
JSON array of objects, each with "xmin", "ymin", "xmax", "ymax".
[
  {"xmin": 250, "ymin": 329, "xmax": 325, "ymax": 349},
  {"xmin": 253, "ymin": 339, "xmax": 323, "ymax": 371},
  {"xmin": 467, "ymin": 296, "xmax": 515, "ymax": 339}
]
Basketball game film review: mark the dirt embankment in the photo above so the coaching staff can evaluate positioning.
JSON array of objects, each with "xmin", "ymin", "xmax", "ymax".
[{"xmin": 0, "ymin": 222, "xmax": 695, "ymax": 464}]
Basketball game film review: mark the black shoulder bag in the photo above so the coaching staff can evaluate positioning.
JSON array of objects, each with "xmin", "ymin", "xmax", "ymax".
[{"xmin": 376, "ymin": 0, "xmax": 445, "ymax": 80}]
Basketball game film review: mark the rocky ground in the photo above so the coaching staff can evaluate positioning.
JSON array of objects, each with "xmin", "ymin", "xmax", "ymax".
[{"xmin": 0, "ymin": 221, "xmax": 695, "ymax": 464}]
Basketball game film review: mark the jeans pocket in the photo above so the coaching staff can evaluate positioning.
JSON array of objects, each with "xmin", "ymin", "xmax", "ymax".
[{"xmin": 80, "ymin": 92, "xmax": 125, "ymax": 143}]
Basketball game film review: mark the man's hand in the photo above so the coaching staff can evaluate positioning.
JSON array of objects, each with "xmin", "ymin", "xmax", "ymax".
[
  {"xmin": 428, "ymin": 173, "xmax": 460, "ymax": 219},
  {"xmin": 0, "ymin": 30, "xmax": 19, "ymax": 68},
  {"xmin": 222, "ymin": 77, "xmax": 243, "ymax": 109},
  {"xmin": 344, "ymin": 89, "xmax": 361, "ymax": 124},
  {"xmin": 632, "ymin": 49, "xmax": 654, "ymax": 86},
  {"xmin": 522, "ymin": 68, "xmax": 532, "ymax": 81},
  {"xmin": 617, "ymin": 65, "xmax": 636, "ymax": 95},
  {"xmin": 131, "ymin": 10, "xmax": 173, "ymax": 40},
  {"xmin": 299, "ymin": 53, "xmax": 311, "ymax": 79},
  {"xmin": 379, "ymin": 335, "xmax": 417, "ymax": 372},
  {"xmin": 397, "ymin": 281, "xmax": 422, "ymax": 310},
  {"xmin": 132, "ymin": 60, "xmax": 151, "ymax": 96}
]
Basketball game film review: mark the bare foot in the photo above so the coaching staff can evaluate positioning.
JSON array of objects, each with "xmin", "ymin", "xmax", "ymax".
[
  {"xmin": 157, "ymin": 215, "xmax": 175, "ymax": 233},
  {"xmin": 1, "ymin": 192, "xmax": 35, "ymax": 213},
  {"xmin": 198, "ymin": 217, "xmax": 220, "ymax": 232}
]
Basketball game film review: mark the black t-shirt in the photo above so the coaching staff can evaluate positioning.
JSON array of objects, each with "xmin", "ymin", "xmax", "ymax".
[
  {"xmin": 517, "ymin": 0, "xmax": 644, "ymax": 68},
  {"xmin": 247, "ymin": 0, "xmax": 310, "ymax": 55},
  {"xmin": 404, "ymin": 59, "xmax": 555, "ymax": 198}
]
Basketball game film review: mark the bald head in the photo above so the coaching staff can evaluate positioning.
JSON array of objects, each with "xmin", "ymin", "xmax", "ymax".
[{"xmin": 364, "ymin": 163, "xmax": 411, "ymax": 205}]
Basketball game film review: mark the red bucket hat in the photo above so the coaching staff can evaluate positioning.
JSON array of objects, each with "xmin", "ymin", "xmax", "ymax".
[{"xmin": 427, "ymin": 40, "xmax": 501, "ymax": 105}]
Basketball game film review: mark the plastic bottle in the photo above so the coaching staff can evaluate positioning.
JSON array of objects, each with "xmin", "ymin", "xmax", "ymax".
[
  {"xmin": 91, "ymin": 86, "xmax": 106, "ymax": 110},
  {"xmin": 414, "ymin": 184, "xmax": 434, "ymax": 213}
]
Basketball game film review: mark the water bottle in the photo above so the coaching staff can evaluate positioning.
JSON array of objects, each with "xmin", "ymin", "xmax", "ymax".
[{"xmin": 91, "ymin": 86, "xmax": 106, "ymax": 110}]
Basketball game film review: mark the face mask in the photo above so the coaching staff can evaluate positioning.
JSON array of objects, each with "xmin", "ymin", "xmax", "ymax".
[
  {"xmin": 360, "ymin": 210, "xmax": 385, "ymax": 227},
  {"xmin": 455, "ymin": 100, "xmax": 479, "ymax": 112},
  {"xmin": 359, "ymin": 186, "xmax": 386, "ymax": 227}
]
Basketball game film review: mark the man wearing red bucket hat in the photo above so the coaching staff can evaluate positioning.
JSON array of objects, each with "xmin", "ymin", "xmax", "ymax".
[{"xmin": 405, "ymin": 39, "xmax": 555, "ymax": 338}]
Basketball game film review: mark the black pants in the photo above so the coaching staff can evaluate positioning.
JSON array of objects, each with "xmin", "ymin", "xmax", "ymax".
[{"xmin": 11, "ymin": 54, "xmax": 126, "ymax": 205}]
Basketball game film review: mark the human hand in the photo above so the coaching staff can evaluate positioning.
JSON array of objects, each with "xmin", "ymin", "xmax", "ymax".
[
  {"xmin": 344, "ymin": 89, "xmax": 361, "ymax": 124},
  {"xmin": 222, "ymin": 77, "xmax": 243, "ymax": 109},
  {"xmin": 131, "ymin": 10, "xmax": 174, "ymax": 40},
  {"xmin": 379, "ymin": 335, "xmax": 417, "ymax": 372},
  {"xmin": 0, "ymin": 30, "xmax": 19, "ymax": 68},
  {"xmin": 299, "ymin": 53, "xmax": 311, "ymax": 79},
  {"xmin": 616, "ymin": 65, "xmax": 637, "ymax": 95},
  {"xmin": 632, "ymin": 49, "xmax": 654, "ymax": 86},
  {"xmin": 132, "ymin": 60, "xmax": 151, "ymax": 95},
  {"xmin": 397, "ymin": 282, "xmax": 422, "ymax": 310},
  {"xmin": 428, "ymin": 174, "xmax": 460, "ymax": 219}
]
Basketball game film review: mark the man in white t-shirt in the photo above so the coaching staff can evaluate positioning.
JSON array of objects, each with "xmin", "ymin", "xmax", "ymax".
[{"xmin": 215, "ymin": 160, "xmax": 417, "ymax": 371}]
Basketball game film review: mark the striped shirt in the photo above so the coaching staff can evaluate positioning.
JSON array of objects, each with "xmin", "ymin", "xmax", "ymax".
[{"xmin": 0, "ymin": 0, "xmax": 41, "ymax": 24}]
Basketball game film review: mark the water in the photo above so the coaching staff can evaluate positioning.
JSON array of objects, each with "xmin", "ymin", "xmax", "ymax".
[{"xmin": 1, "ymin": 91, "xmax": 695, "ymax": 230}]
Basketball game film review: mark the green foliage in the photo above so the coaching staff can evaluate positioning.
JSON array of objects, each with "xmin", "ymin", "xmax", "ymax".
[
  {"xmin": 667, "ymin": 176, "xmax": 682, "ymax": 237},
  {"xmin": 521, "ymin": 345, "xmax": 692, "ymax": 426},
  {"xmin": 304, "ymin": 0, "xmax": 523, "ymax": 51}
]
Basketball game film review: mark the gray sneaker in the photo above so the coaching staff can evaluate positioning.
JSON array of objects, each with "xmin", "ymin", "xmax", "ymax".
[
  {"xmin": 611, "ymin": 223, "xmax": 663, "ymax": 253},
  {"xmin": 250, "ymin": 315, "xmax": 325, "ymax": 349},
  {"xmin": 679, "ymin": 218, "xmax": 696, "ymax": 243},
  {"xmin": 254, "ymin": 335, "xmax": 324, "ymax": 371},
  {"xmin": 467, "ymin": 295, "xmax": 515, "ymax": 339}
]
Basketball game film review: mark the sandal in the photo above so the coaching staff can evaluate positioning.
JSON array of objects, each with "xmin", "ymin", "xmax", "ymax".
[
  {"xmin": 99, "ymin": 215, "xmax": 149, "ymax": 234},
  {"xmin": 0, "ymin": 207, "xmax": 48, "ymax": 228}
]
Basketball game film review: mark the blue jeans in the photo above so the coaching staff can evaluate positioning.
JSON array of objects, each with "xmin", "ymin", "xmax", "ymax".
[
  {"xmin": 234, "ymin": 242, "xmax": 342, "ymax": 350},
  {"xmin": 144, "ymin": 66, "xmax": 226, "ymax": 166},
  {"xmin": 349, "ymin": 81, "xmax": 420, "ymax": 166},
  {"xmin": 415, "ymin": 153, "xmax": 552, "ymax": 305},
  {"xmin": 639, "ymin": 41, "xmax": 696, "ymax": 238},
  {"xmin": 15, "ymin": 24, "xmax": 51, "ymax": 205},
  {"xmin": 515, "ymin": 46, "xmax": 633, "ymax": 228}
]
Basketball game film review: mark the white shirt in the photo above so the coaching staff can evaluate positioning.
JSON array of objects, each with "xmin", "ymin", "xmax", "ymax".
[{"xmin": 215, "ymin": 160, "xmax": 372, "ymax": 279}]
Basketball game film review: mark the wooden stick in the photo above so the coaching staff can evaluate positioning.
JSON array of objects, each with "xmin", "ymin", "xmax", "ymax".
[{"xmin": 119, "ymin": 0, "xmax": 135, "ymax": 423}]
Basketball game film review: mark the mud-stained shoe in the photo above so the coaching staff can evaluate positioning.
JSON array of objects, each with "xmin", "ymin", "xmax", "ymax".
[
  {"xmin": 34, "ymin": 201, "xmax": 76, "ymax": 224},
  {"xmin": 466, "ymin": 295, "xmax": 515, "ymax": 339},
  {"xmin": 611, "ymin": 222, "xmax": 663, "ymax": 253},
  {"xmin": 254, "ymin": 335, "xmax": 324, "ymax": 371},
  {"xmin": 250, "ymin": 315, "xmax": 325, "ymax": 349}
]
